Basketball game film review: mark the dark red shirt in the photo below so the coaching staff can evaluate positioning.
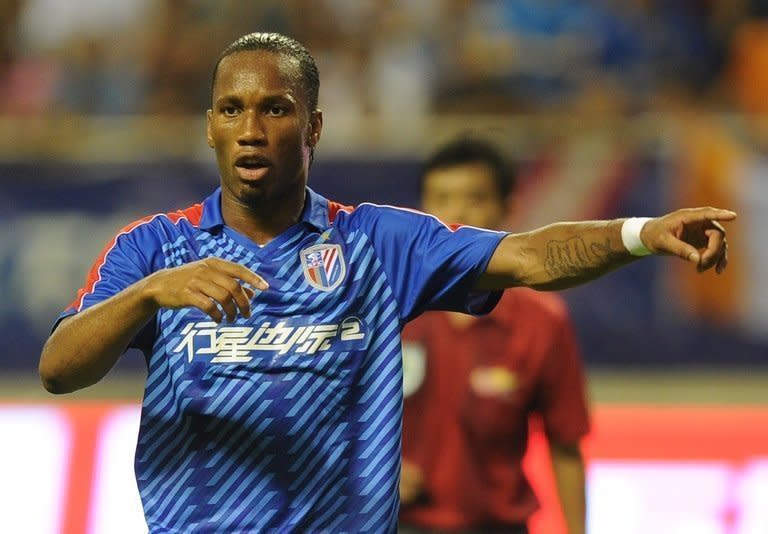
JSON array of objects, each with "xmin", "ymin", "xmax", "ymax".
[{"xmin": 400, "ymin": 288, "xmax": 590, "ymax": 529}]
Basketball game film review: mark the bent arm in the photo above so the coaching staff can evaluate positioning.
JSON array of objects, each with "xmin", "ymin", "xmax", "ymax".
[
  {"xmin": 477, "ymin": 208, "xmax": 735, "ymax": 291},
  {"xmin": 40, "ymin": 257, "xmax": 267, "ymax": 394},
  {"xmin": 39, "ymin": 279, "xmax": 159, "ymax": 394},
  {"xmin": 550, "ymin": 441, "xmax": 586, "ymax": 534}
]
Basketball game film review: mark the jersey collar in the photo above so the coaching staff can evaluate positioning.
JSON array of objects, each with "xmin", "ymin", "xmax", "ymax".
[
  {"xmin": 302, "ymin": 187, "xmax": 332, "ymax": 231},
  {"xmin": 198, "ymin": 187, "xmax": 331, "ymax": 232}
]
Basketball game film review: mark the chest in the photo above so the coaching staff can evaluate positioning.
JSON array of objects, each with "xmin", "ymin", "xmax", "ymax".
[{"xmin": 154, "ymin": 226, "xmax": 388, "ymax": 375}]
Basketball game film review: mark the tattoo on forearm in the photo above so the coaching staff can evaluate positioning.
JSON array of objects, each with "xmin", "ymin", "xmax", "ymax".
[
  {"xmin": 545, "ymin": 237, "xmax": 614, "ymax": 278},
  {"xmin": 590, "ymin": 238, "xmax": 613, "ymax": 259}
]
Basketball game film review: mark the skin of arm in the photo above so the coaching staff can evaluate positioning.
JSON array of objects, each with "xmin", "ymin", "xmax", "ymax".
[
  {"xmin": 477, "ymin": 208, "xmax": 735, "ymax": 291},
  {"xmin": 39, "ymin": 258, "xmax": 267, "ymax": 394},
  {"xmin": 549, "ymin": 441, "xmax": 586, "ymax": 534},
  {"xmin": 398, "ymin": 459, "xmax": 425, "ymax": 506}
]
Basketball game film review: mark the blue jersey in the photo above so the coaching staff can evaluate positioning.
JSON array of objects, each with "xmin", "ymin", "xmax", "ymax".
[{"xmin": 60, "ymin": 187, "xmax": 505, "ymax": 533}]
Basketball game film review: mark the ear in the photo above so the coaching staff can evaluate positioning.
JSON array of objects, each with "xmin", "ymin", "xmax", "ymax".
[
  {"xmin": 307, "ymin": 109, "xmax": 323, "ymax": 147},
  {"xmin": 205, "ymin": 109, "xmax": 214, "ymax": 148}
]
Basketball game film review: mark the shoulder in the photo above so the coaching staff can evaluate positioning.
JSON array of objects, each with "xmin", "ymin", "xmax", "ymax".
[
  {"xmin": 330, "ymin": 200, "xmax": 451, "ymax": 233},
  {"xmin": 97, "ymin": 202, "xmax": 204, "ymax": 267},
  {"xmin": 329, "ymin": 200, "xmax": 432, "ymax": 222},
  {"xmin": 115, "ymin": 203, "xmax": 203, "ymax": 242}
]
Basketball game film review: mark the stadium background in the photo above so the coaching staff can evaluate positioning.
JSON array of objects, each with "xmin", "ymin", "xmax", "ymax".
[{"xmin": 1, "ymin": 1, "xmax": 767, "ymax": 533}]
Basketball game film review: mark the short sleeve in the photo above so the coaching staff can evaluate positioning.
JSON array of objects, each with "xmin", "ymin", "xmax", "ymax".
[
  {"xmin": 339, "ymin": 204, "xmax": 506, "ymax": 322},
  {"xmin": 54, "ymin": 220, "xmax": 159, "ymax": 352},
  {"xmin": 536, "ymin": 307, "xmax": 591, "ymax": 444}
]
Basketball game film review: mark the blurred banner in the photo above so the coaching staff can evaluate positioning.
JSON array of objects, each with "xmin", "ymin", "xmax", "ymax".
[
  {"xmin": 2, "ymin": 136, "xmax": 766, "ymax": 370},
  {"xmin": 3, "ymin": 401, "xmax": 767, "ymax": 534}
]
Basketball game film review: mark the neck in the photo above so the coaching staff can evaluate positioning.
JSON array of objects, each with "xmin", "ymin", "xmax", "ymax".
[{"xmin": 222, "ymin": 186, "xmax": 306, "ymax": 246}]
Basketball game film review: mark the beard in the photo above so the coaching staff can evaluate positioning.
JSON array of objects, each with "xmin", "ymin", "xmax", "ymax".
[{"xmin": 226, "ymin": 168, "xmax": 306, "ymax": 215}]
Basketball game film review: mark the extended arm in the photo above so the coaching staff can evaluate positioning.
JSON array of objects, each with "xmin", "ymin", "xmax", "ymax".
[
  {"xmin": 477, "ymin": 207, "xmax": 735, "ymax": 291},
  {"xmin": 39, "ymin": 258, "xmax": 267, "ymax": 394}
]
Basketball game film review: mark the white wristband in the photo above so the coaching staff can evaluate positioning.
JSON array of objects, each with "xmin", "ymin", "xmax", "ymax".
[{"xmin": 621, "ymin": 217, "xmax": 653, "ymax": 256}]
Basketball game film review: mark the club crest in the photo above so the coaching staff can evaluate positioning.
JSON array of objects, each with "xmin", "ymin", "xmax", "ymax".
[{"xmin": 300, "ymin": 244, "xmax": 346, "ymax": 291}]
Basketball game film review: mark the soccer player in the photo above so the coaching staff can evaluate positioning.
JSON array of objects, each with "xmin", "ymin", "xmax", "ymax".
[
  {"xmin": 39, "ymin": 32, "xmax": 733, "ymax": 533},
  {"xmin": 399, "ymin": 137, "xmax": 589, "ymax": 534}
]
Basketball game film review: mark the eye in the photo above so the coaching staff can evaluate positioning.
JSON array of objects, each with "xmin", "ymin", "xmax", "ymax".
[
  {"xmin": 267, "ymin": 105, "xmax": 286, "ymax": 117},
  {"xmin": 221, "ymin": 106, "xmax": 239, "ymax": 117}
]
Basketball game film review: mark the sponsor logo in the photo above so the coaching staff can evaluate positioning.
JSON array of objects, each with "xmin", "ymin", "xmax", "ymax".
[
  {"xmin": 300, "ymin": 244, "xmax": 345, "ymax": 291},
  {"xmin": 172, "ymin": 316, "xmax": 366, "ymax": 364}
]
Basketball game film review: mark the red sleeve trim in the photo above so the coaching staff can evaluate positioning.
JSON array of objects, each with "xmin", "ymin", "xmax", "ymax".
[
  {"xmin": 175, "ymin": 203, "xmax": 204, "ymax": 226},
  {"xmin": 327, "ymin": 200, "xmax": 355, "ymax": 223},
  {"xmin": 67, "ymin": 204, "xmax": 202, "ymax": 312}
]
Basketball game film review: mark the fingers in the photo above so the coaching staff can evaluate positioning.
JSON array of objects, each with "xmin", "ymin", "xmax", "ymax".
[
  {"xmin": 190, "ymin": 278, "xmax": 245, "ymax": 323},
  {"xmin": 188, "ymin": 292, "xmax": 225, "ymax": 323},
  {"xmin": 150, "ymin": 258, "xmax": 268, "ymax": 323},
  {"xmin": 679, "ymin": 207, "xmax": 737, "ymax": 224},
  {"xmin": 698, "ymin": 228, "xmax": 727, "ymax": 273},
  {"xmin": 716, "ymin": 242, "xmax": 729, "ymax": 274},
  {"xmin": 190, "ymin": 259, "xmax": 267, "ymax": 322},
  {"xmin": 660, "ymin": 233, "xmax": 702, "ymax": 265},
  {"xmin": 204, "ymin": 257, "xmax": 269, "ymax": 291},
  {"xmin": 653, "ymin": 208, "xmax": 734, "ymax": 275},
  {"xmin": 207, "ymin": 271, "xmax": 254, "ymax": 319}
]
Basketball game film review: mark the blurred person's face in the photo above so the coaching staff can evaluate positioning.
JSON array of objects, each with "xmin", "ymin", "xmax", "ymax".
[
  {"xmin": 206, "ymin": 50, "xmax": 322, "ymax": 210},
  {"xmin": 421, "ymin": 162, "xmax": 507, "ymax": 230}
]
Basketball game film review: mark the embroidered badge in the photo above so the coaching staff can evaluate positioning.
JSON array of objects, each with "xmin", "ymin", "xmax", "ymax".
[{"xmin": 300, "ymin": 243, "xmax": 345, "ymax": 291}]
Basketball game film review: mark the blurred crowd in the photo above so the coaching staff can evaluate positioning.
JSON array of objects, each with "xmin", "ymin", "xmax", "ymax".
[
  {"xmin": 2, "ymin": 0, "xmax": 768, "ymax": 369},
  {"xmin": 2, "ymin": 0, "xmax": 768, "ymax": 117}
]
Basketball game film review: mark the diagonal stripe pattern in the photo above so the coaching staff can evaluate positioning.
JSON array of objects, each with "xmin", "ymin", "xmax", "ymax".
[
  {"xmin": 137, "ymin": 214, "xmax": 402, "ymax": 533},
  {"xmin": 62, "ymin": 188, "xmax": 504, "ymax": 533}
]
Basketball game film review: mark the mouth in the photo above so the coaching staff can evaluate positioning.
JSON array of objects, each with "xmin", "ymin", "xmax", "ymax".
[{"xmin": 234, "ymin": 155, "xmax": 271, "ymax": 181}]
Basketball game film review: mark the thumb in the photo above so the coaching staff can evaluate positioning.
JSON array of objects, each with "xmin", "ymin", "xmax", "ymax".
[
  {"xmin": 682, "ymin": 246, "xmax": 700, "ymax": 265},
  {"xmin": 664, "ymin": 235, "xmax": 700, "ymax": 264}
]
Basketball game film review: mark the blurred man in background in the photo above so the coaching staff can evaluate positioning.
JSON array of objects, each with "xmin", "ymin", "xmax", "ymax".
[{"xmin": 400, "ymin": 137, "xmax": 590, "ymax": 534}]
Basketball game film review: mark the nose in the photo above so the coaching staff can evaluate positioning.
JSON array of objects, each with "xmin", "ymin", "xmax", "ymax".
[{"xmin": 237, "ymin": 110, "xmax": 267, "ymax": 146}]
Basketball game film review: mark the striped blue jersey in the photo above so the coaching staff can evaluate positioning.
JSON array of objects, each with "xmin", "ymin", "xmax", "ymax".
[{"xmin": 59, "ymin": 187, "xmax": 505, "ymax": 533}]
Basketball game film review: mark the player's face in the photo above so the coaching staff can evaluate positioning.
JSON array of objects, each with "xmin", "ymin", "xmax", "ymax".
[
  {"xmin": 421, "ymin": 163, "xmax": 507, "ymax": 230},
  {"xmin": 207, "ymin": 50, "xmax": 322, "ymax": 210}
]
